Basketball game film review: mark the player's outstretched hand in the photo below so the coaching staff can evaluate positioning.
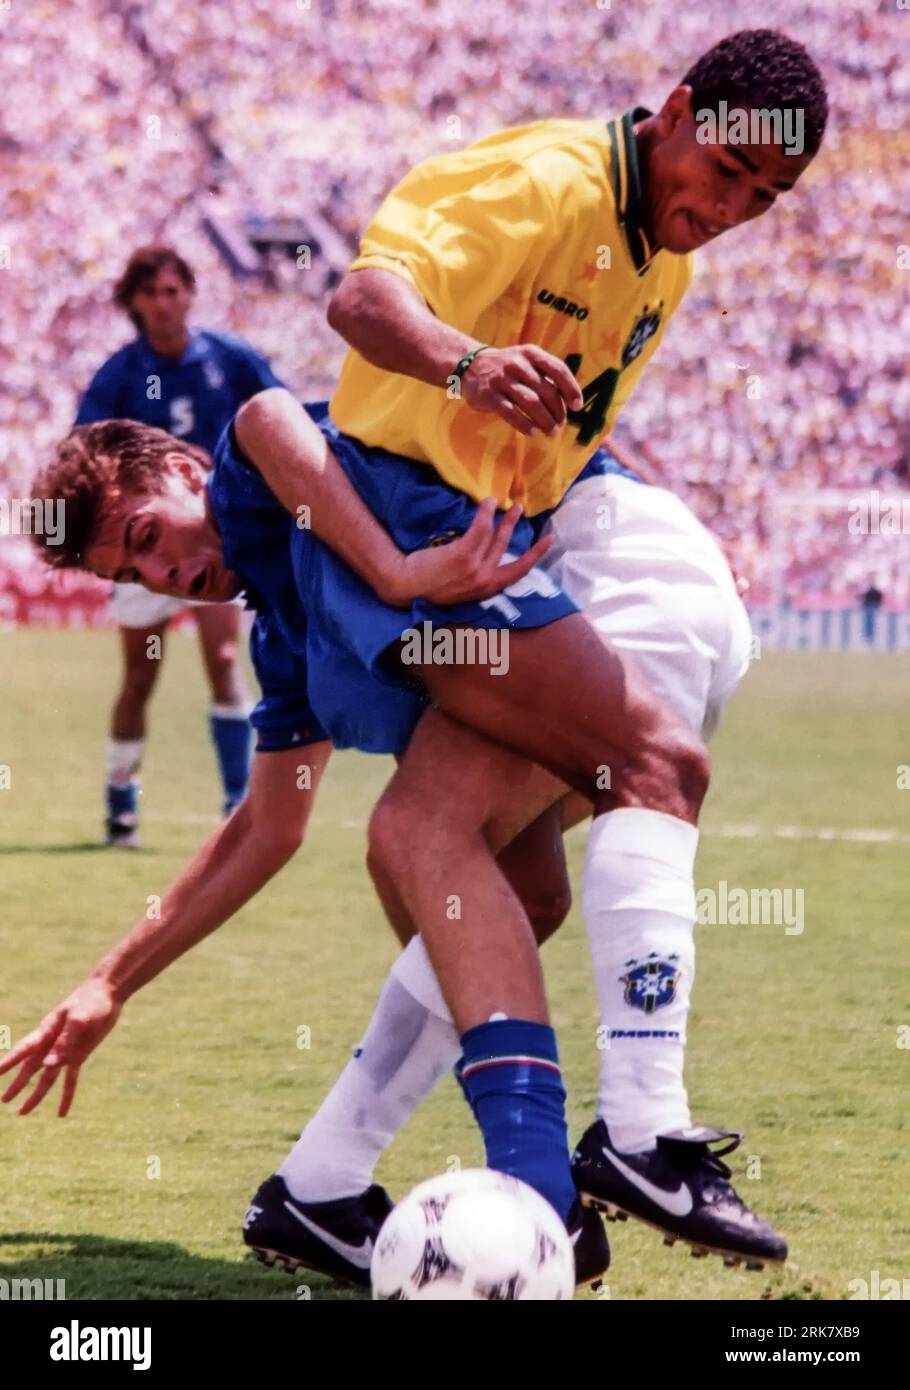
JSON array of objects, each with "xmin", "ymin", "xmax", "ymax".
[
  {"xmin": 394, "ymin": 498, "xmax": 554, "ymax": 605},
  {"xmin": 0, "ymin": 978, "xmax": 122, "ymax": 1117},
  {"xmin": 460, "ymin": 344, "xmax": 584, "ymax": 436}
]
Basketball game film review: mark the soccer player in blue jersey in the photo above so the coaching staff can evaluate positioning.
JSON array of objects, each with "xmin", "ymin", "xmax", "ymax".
[{"xmin": 75, "ymin": 245, "xmax": 285, "ymax": 845}]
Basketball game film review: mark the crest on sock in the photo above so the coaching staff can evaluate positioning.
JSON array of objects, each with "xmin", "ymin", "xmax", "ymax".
[{"xmin": 620, "ymin": 953, "xmax": 681, "ymax": 1013}]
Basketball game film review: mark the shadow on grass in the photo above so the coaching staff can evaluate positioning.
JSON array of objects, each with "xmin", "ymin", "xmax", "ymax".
[
  {"xmin": 0, "ymin": 1231, "xmax": 367, "ymax": 1301},
  {"xmin": 0, "ymin": 844, "xmax": 113, "ymax": 855}
]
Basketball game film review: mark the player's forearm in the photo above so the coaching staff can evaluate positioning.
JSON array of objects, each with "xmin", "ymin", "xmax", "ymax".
[
  {"xmin": 88, "ymin": 806, "xmax": 298, "ymax": 1003},
  {"xmin": 327, "ymin": 268, "xmax": 481, "ymax": 389}
]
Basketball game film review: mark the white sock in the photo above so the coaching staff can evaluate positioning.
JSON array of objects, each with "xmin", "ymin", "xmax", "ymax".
[
  {"xmin": 583, "ymin": 807, "xmax": 698, "ymax": 1154},
  {"xmin": 209, "ymin": 701, "xmax": 251, "ymax": 719},
  {"xmin": 279, "ymin": 939, "xmax": 458, "ymax": 1202},
  {"xmin": 105, "ymin": 737, "xmax": 144, "ymax": 786}
]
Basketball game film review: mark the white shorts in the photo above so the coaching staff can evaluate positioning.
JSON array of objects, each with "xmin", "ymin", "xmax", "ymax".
[
  {"xmin": 109, "ymin": 585, "xmax": 243, "ymax": 630},
  {"xmin": 541, "ymin": 475, "xmax": 753, "ymax": 741},
  {"xmin": 109, "ymin": 583, "xmax": 188, "ymax": 630}
]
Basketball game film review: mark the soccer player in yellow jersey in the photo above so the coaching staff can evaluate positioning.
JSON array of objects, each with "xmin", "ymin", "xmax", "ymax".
[
  {"xmin": 6, "ymin": 31, "xmax": 828, "ymax": 1289},
  {"xmin": 329, "ymin": 108, "xmax": 692, "ymax": 516},
  {"xmin": 272, "ymin": 29, "xmax": 827, "ymax": 1274}
]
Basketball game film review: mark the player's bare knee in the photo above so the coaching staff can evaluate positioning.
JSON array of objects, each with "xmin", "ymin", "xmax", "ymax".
[
  {"xmin": 651, "ymin": 727, "xmax": 710, "ymax": 819},
  {"xmin": 367, "ymin": 792, "xmax": 419, "ymax": 883},
  {"xmin": 599, "ymin": 722, "xmax": 709, "ymax": 821}
]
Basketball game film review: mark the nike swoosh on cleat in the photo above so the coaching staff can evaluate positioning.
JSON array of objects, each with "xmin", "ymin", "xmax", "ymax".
[
  {"xmin": 599, "ymin": 1148, "xmax": 694, "ymax": 1217},
  {"xmin": 283, "ymin": 1202, "xmax": 374, "ymax": 1268}
]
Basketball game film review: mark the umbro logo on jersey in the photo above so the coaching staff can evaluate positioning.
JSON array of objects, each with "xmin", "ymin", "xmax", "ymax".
[{"xmin": 537, "ymin": 289, "xmax": 589, "ymax": 321}]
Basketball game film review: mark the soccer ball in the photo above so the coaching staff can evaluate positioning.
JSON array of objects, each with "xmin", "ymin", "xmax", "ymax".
[{"xmin": 370, "ymin": 1167, "xmax": 575, "ymax": 1300}]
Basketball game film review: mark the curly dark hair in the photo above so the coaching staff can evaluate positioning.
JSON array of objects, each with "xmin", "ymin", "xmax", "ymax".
[
  {"xmin": 30, "ymin": 421, "xmax": 210, "ymax": 570},
  {"xmin": 682, "ymin": 29, "xmax": 829, "ymax": 156}
]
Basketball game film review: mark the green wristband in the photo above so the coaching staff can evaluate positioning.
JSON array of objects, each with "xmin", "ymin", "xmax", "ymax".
[{"xmin": 451, "ymin": 344, "xmax": 491, "ymax": 383}]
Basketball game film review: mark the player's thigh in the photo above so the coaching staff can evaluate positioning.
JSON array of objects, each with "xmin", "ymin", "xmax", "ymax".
[
  {"xmin": 545, "ymin": 474, "xmax": 745, "ymax": 739},
  {"xmin": 119, "ymin": 623, "xmax": 168, "ymax": 695},
  {"xmin": 413, "ymin": 613, "xmax": 702, "ymax": 807},
  {"xmin": 370, "ymin": 707, "xmax": 565, "ymax": 863}
]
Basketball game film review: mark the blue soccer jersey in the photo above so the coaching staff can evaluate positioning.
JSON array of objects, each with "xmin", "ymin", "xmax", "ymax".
[
  {"xmin": 75, "ymin": 328, "xmax": 284, "ymax": 453},
  {"xmin": 208, "ymin": 412, "xmax": 427, "ymax": 756}
]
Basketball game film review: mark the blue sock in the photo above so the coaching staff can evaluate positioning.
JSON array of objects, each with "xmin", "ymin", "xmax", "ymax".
[
  {"xmin": 209, "ymin": 708, "xmax": 252, "ymax": 812},
  {"xmin": 452, "ymin": 1055, "xmax": 476, "ymax": 1118},
  {"xmin": 460, "ymin": 1018, "xmax": 576, "ymax": 1224},
  {"xmin": 106, "ymin": 782, "xmax": 137, "ymax": 823}
]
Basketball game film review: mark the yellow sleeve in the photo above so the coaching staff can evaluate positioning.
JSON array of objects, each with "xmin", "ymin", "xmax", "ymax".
[{"xmin": 347, "ymin": 158, "xmax": 557, "ymax": 330}]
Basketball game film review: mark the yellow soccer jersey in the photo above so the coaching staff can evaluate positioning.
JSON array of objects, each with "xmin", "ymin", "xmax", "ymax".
[{"xmin": 331, "ymin": 109, "xmax": 693, "ymax": 516}]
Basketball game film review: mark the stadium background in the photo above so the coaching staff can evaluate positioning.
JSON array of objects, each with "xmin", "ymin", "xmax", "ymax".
[
  {"xmin": 1, "ymin": 0, "xmax": 908, "ymax": 631},
  {"xmin": 1, "ymin": 0, "xmax": 909, "ymax": 1307}
]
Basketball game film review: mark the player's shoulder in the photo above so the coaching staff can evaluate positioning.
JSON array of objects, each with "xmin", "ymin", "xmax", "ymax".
[
  {"xmin": 194, "ymin": 327, "xmax": 258, "ymax": 361},
  {"xmin": 468, "ymin": 117, "xmax": 609, "ymax": 157},
  {"xmin": 474, "ymin": 119, "xmax": 616, "ymax": 209},
  {"xmin": 92, "ymin": 338, "xmax": 143, "ymax": 378}
]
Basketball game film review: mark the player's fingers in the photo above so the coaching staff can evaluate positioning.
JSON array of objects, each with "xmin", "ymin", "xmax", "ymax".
[
  {"xmin": 460, "ymin": 496, "xmax": 497, "ymax": 552},
  {"xmin": 1, "ymin": 1052, "xmax": 46, "ymax": 1103},
  {"xmin": 17, "ymin": 1064, "xmax": 62, "ymax": 1116},
  {"xmin": 484, "ymin": 504, "xmax": 522, "ymax": 567},
  {"xmin": 0, "ymin": 1044, "xmax": 34, "ymax": 1077},
  {"xmin": 57, "ymin": 1065, "xmax": 81, "ymax": 1119},
  {"xmin": 502, "ymin": 360, "xmax": 567, "ymax": 432},
  {"xmin": 42, "ymin": 1016, "xmax": 96, "ymax": 1071},
  {"xmin": 491, "ymin": 396, "xmax": 539, "ymax": 437},
  {"xmin": 529, "ymin": 372, "xmax": 568, "ymax": 429},
  {"xmin": 502, "ymin": 381, "xmax": 563, "ymax": 437},
  {"xmin": 0, "ymin": 1018, "xmax": 60, "ymax": 1076},
  {"xmin": 493, "ymin": 533, "xmax": 555, "ymax": 590},
  {"xmin": 522, "ymin": 346, "xmax": 584, "ymax": 410}
]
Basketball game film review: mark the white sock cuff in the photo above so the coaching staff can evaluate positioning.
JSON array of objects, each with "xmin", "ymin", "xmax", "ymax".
[
  {"xmin": 390, "ymin": 937, "xmax": 453, "ymax": 1025},
  {"xmin": 209, "ymin": 702, "xmax": 252, "ymax": 720},
  {"xmin": 105, "ymin": 737, "xmax": 144, "ymax": 781}
]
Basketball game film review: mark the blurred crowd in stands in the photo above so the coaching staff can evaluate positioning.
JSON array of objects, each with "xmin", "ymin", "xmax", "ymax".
[{"xmin": 1, "ymin": 0, "xmax": 907, "ymax": 605}]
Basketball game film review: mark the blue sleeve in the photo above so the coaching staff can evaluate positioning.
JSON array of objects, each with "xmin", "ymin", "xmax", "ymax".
[
  {"xmin": 74, "ymin": 357, "xmax": 126, "ymax": 425},
  {"xmin": 248, "ymin": 612, "xmax": 329, "ymax": 752}
]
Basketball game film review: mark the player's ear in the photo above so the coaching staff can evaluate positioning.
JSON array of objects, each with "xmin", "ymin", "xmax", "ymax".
[
  {"xmin": 165, "ymin": 450, "xmax": 205, "ymax": 490},
  {"xmin": 658, "ymin": 86, "xmax": 694, "ymax": 136}
]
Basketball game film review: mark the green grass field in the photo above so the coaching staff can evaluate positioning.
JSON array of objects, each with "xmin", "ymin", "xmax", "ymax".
[{"xmin": 1, "ymin": 630, "xmax": 908, "ymax": 1301}]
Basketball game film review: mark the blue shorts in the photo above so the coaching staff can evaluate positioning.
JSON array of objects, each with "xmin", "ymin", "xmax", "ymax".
[{"xmin": 295, "ymin": 403, "xmax": 580, "ymax": 754}]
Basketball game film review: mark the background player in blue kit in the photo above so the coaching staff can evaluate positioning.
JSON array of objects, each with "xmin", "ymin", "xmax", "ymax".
[{"xmin": 75, "ymin": 245, "xmax": 285, "ymax": 845}]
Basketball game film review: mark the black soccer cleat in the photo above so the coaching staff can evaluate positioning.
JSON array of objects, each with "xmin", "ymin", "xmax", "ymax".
[
  {"xmin": 105, "ymin": 816, "xmax": 140, "ymax": 849},
  {"xmin": 572, "ymin": 1120, "xmax": 788, "ymax": 1270},
  {"xmin": 568, "ymin": 1199, "xmax": 610, "ymax": 1287},
  {"xmin": 242, "ymin": 1173, "xmax": 394, "ymax": 1289}
]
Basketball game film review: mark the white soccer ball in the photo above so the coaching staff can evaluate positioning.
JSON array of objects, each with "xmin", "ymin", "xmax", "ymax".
[{"xmin": 370, "ymin": 1167, "xmax": 575, "ymax": 1301}]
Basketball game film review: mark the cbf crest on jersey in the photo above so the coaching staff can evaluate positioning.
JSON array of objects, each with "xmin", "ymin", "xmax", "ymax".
[
  {"xmin": 620, "ymin": 951, "xmax": 680, "ymax": 1013},
  {"xmin": 621, "ymin": 303, "xmax": 664, "ymax": 368}
]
